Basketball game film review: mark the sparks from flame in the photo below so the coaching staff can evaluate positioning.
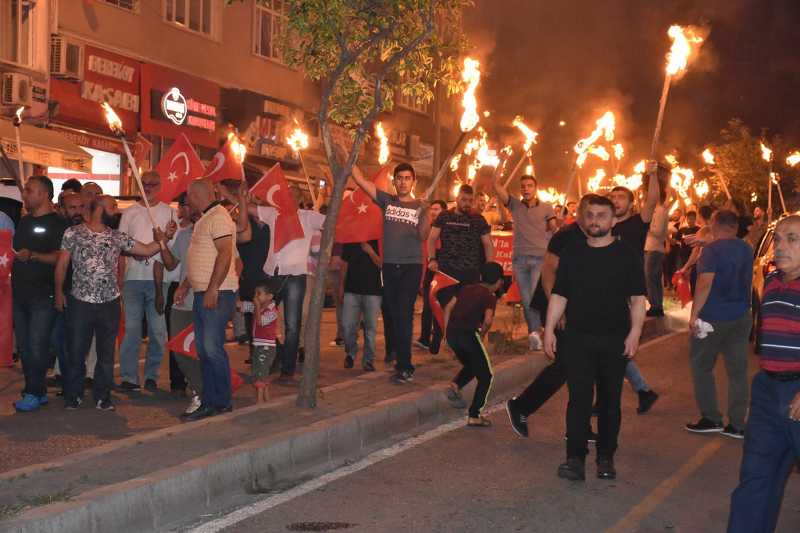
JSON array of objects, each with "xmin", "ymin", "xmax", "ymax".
[
  {"xmin": 459, "ymin": 58, "xmax": 481, "ymax": 132},
  {"xmin": 786, "ymin": 151, "xmax": 800, "ymax": 167},
  {"xmin": 101, "ymin": 102, "xmax": 124, "ymax": 136},
  {"xmin": 702, "ymin": 148, "xmax": 715, "ymax": 166},
  {"xmin": 613, "ymin": 144, "xmax": 624, "ymax": 160},
  {"xmin": 665, "ymin": 25, "xmax": 704, "ymax": 76},
  {"xmin": 512, "ymin": 116, "xmax": 539, "ymax": 153},
  {"xmin": 227, "ymin": 132, "xmax": 247, "ymax": 163},
  {"xmin": 587, "ymin": 169, "xmax": 607, "ymax": 192},
  {"xmin": 760, "ymin": 142, "xmax": 773, "ymax": 163},
  {"xmin": 375, "ymin": 122, "xmax": 390, "ymax": 165}
]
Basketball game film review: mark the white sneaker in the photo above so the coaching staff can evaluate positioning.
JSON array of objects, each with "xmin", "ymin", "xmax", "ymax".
[
  {"xmin": 184, "ymin": 395, "xmax": 201, "ymax": 415},
  {"xmin": 528, "ymin": 332, "xmax": 543, "ymax": 351}
]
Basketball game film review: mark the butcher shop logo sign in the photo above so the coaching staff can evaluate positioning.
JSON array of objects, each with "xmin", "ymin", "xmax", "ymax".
[{"xmin": 161, "ymin": 87, "xmax": 187, "ymax": 126}]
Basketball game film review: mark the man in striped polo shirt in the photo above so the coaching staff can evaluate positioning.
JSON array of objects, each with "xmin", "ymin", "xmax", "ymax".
[{"xmin": 728, "ymin": 215, "xmax": 800, "ymax": 533}]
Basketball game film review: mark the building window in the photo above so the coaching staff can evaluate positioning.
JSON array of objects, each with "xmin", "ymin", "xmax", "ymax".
[
  {"xmin": 103, "ymin": 0, "xmax": 138, "ymax": 11},
  {"xmin": 0, "ymin": 0, "xmax": 34, "ymax": 67},
  {"xmin": 165, "ymin": 0, "xmax": 213, "ymax": 36},
  {"xmin": 254, "ymin": 0, "xmax": 288, "ymax": 62}
]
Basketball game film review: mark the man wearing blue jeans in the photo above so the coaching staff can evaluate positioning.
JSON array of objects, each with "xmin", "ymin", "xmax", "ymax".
[
  {"xmin": 493, "ymin": 171, "xmax": 556, "ymax": 351},
  {"xmin": 340, "ymin": 240, "xmax": 383, "ymax": 371},
  {"xmin": 118, "ymin": 171, "xmax": 177, "ymax": 391},
  {"xmin": 183, "ymin": 179, "xmax": 240, "ymax": 420}
]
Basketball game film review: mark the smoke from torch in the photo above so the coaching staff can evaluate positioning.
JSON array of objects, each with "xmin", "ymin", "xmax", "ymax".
[{"xmin": 375, "ymin": 122, "xmax": 390, "ymax": 165}]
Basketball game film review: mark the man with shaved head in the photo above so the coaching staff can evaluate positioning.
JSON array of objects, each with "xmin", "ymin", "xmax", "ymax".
[
  {"xmin": 728, "ymin": 215, "xmax": 800, "ymax": 533},
  {"xmin": 182, "ymin": 179, "xmax": 239, "ymax": 420}
]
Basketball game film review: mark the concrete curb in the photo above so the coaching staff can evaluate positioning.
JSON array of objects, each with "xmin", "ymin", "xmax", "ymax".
[{"xmin": 5, "ymin": 354, "xmax": 542, "ymax": 533}]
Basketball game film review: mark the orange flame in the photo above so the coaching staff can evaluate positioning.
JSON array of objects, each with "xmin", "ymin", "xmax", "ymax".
[
  {"xmin": 537, "ymin": 187, "xmax": 566, "ymax": 205},
  {"xmin": 693, "ymin": 180, "xmax": 709, "ymax": 198},
  {"xmin": 665, "ymin": 25, "xmax": 704, "ymax": 76},
  {"xmin": 227, "ymin": 132, "xmax": 247, "ymax": 163},
  {"xmin": 771, "ymin": 172, "xmax": 780, "ymax": 185},
  {"xmin": 787, "ymin": 151, "xmax": 800, "ymax": 167},
  {"xmin": 574, "ymin": 111, "xmax": 615, "ymax": 165},
  {"xmin": 101, "ymin": 102, "xmax": 124, "ymax": 136},
  {"xmin": 14, "ymin": 106, "xmax": 24, "ymax": 123},
  {"xmin": 512, "ymin": 116, "xmax": 538, "ymax": 153},
  {"xmin": 450, "ymin": 154, "xmax": 462, "ymax": 172},
  {"xmin": 760, "ymin": 142, "xmax": 773, "ymax": 163},
  {"xmin": 587, "ymin": 169, "xmax": 606, "ymax": 192},
  {"xmin": 459, "ymin": 57, "xmax": 481, "ymax": 132},
  {"xmin": 375, "ymin": 122, "xmax": 390, "ymax": 165},
  {"xmin": 665, "ymin": 154, "xmax": 679, "ymax": 168},
  {"xmin": 525, "ymin": 163, "xmax": 534, "ymax": 176},
  {"xmin": 287, "ymin": 127, "xmax": 309, "ymax": 153},
  {"xmin": 633, "ymin": 160, "xmax": 646, "ymax": 174},
  {"xmin": 451, "ymin": 178, "xmax": 463, "ymax": 199},
  {"xmin": 613, "ymin": 143, "xmax": 624, "ymax": 160},
  {"xmin": 702, "ymin": 148, "xmax": 715, "ymax": 166},
  {"xmin": 613, "ymin": 173, "xmax": 642, "ymax": 191},
  {"xmin": 587, "ymin": 145, "xmax": 610, "ymax": 161}
]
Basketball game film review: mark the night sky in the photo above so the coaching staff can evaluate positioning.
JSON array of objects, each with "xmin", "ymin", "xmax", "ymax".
[{"xmin": 464, "ymin": 0, "xmax": 800, "ymax": 185}]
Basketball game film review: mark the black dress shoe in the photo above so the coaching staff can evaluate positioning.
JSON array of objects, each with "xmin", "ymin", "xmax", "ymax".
[
  {"xmin": 597, "ymin": 456, "xmax": 617, "ymax": 479},
  {"xmin": 557, "ymin": 457, "xmax": 586, "ymax": 481},
  {"xmin": 181, "ymin": 405, "xmax": 218, "ymax": 421}
]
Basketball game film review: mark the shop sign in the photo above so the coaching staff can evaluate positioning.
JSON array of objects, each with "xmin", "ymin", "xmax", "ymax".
[{"xmin": 161, "ymin": 87, "xmax": 187, "ymax": 125}]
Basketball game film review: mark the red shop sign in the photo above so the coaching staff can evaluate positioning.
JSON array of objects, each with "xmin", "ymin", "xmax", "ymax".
[{"xmin": 491, "ymin": 231, "xmax": 514, "ymax": 276}]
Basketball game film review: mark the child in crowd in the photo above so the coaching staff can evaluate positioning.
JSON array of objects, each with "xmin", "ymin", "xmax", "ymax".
[
  {"xmin": 238, "ymin": 281, "xmax": 279, "ymax": 404},
  {"xmin": 443, "ymin": 261, "xmax": 505, "ymax": 427}
]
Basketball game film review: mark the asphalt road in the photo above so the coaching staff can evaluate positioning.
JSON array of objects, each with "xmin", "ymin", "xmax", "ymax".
[{"xmin": 186, "ymin": 332, "xmax": 800, "ymax": 533}]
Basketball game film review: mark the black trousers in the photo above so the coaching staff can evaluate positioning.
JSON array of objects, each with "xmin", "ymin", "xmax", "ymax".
[
  {"xmin": 563, "ymin": 331, "xmax": 628, "ymax": 460},
  {"xmin": 382, "ymin": 263, "xmax": 423, "ymax": 373},
  {"xmin": 164, "ymin": 281, "xmax": 187, "ymax": 391},
  {"xmin": 447, "ymin": 329, "xmax": 493, "ymax": 418},
  {"xmin": 418, "ymin": 269, "xmax": 442, "ymax": 351},
  {"xmin": 515, "ymin": 330, "xmax": 567, "ymax": 416}
]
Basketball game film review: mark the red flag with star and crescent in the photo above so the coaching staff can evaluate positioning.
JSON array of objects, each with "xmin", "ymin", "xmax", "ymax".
[
  {"xmin": 204, "ymin": 135, "xmax": 245, "ymax": 183},
  {"xmin": 335, "ymin": 166, "xmax": 391, "ymax": 243},
  {"xmin": 0, "ymin": 230, "xmax": 14, "ymax": 366},
  {"xmin": 167, "ymin": 324, "xmax": 243, "ymax": 392},
  {"xmin": 154, "ymin": 133, "xmax": 205, "ymax": 203},
  {"xmin": 250, "ymin": 164, "xmax": 305, "ymax": 252},
  {"xmin": 429, "ymin": 271, "xmax": 460, "ymax": 331}
]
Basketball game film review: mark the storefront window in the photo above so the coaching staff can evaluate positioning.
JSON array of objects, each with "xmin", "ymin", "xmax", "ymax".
[
  {"xmin": 0, "ymin": 0, "xmax": 34, "ymax": 67},
  {"xmin": 48, "ymin": 147, "xmax": 122, "ymax": 198}
]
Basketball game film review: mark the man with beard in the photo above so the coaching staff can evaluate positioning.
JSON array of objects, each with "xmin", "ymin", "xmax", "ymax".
[
  {"xmin": 56, "ymin": 195, "xmax": 171, "ymax": 411},
  {"xmin": 544, "ymin": 194, "xmax": 646, "ymax": 481}
]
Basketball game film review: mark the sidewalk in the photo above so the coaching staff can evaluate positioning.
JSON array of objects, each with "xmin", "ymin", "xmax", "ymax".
[{"xmin": 0, "ymin": 301, "xmax": 686, "ymax": 531}]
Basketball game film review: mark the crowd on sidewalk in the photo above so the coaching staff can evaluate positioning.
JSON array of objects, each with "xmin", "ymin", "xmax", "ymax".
[{"xmin": 2, "ymin": 149, "xmax": 798, "ymax": 532}]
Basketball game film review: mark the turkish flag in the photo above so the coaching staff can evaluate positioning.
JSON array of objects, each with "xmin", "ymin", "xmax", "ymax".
[
  {"xmin": 0, "ymin": 230, "xmax": 14, "ymax": 367},
  {"xmin": 154, "ymin": 133, "xmax": 205, "ymax": 203},
  {"xmin": 429, "ymin": 271, "xmax": 460, "ymax": 331},
  {"xmin": 132, "ymin": 134, "xmax": 153, "ymax": 172},
  {"xmin": 167, "ymin": 324, "xmax": 244, "ymax": 392},
  {"xmin": 250, "ymin": 164, "xmax": 305, "ymax": 252},
  {"xmin": 335, "ymin": 166, "xmax": 391, "ymax": 244},
  {"xmin": 204, "ymin": 135, "xmax": 245, "ymax": 183}
]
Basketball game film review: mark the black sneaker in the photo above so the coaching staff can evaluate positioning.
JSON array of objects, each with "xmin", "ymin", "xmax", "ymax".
[
  {"xmin": 558, "ymin": 457, "xmax": 586, "ymax": 481},
  {"xmin": 721, "ymin": 425, "xmax": 745, "ymax": 439},
  {"xmin": 344, "ymin": 356, "xmax": 354, "ymax": 369},
  {"xmin": 505, "ymin": 398, "xmax": 529, "ymax": 438},
  {"xmin": 685, "ymin": 417, "xmax": 724, "ymax": 433},
  {"xmin": 64, "ymin": 397, "xmax": 82, "ymax": 410},
  {"xmin": 637, "ymin": 390, "xmax": 659, "ymax": 414},
  {"xmin": 119, "ymin": 381, "xmax": 141, "ymax": 392},
  {"xmin": 390, "ymin": 371, "xmax": 411, "ymax": 385},
  {"xmin": 362, "ymin": 361, "xmax": 376, "ymax": 372},
  {"xmin": 182, "ymin": 405, "xmax": 218, "ymax": 422},
  {"xmin": 330, "ymin": 338, "xmax": 344, "ymax": 347},
  {"xmin": 445, "ymin": 388, "xmax": 467, "ymax": 409},
  {"xmin": 95, "ymin": 398, "xmax": 115, "ymax": 411},
  {"xmin": 597, "ymin": 456, "xmax": 616, "ymax": 480},
  {"xmin": 144, "ymin": 379, "xmax": 158, "ymax": 392}
]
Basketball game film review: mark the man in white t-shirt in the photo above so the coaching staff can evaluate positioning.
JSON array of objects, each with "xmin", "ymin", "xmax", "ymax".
[{"xmin": 118, "ymin": 171, "xmax": 177, "ymax": 392}]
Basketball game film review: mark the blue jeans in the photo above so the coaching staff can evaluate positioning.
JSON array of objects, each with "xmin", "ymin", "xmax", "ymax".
[
  {"xmin": 625, "ymin": 360, "xmax": 650, "ymax": 392},
  {"xmin": 119, "ymin": 280, "xmax": 168, "ymax": 384},
  {"xmin": 512, "ymin": 254, "xmax": 544, "ymax": 333},
  {"xmin": 644, "ymin": 251, "xmax": 665, "ymax": 312},
  {"xmin": 728, "ymin": 372, "xmax": 800, "ymax": 533},
  {"xmin": 13, "ymin": 294, "xmax": 57, "ymax": 397},
  {"xmin": 342, "ymin": 292, "xmax": 381, "ymax": 365},
  {"xmin": 64, "ymin": 296, "xmax": 120, "ymax": 402},
  {"xmin": 273, "ymin": 275, "xmax": 306, "ymax": 376},
  {"xmin": 50, "ymin": 311, "xmax": 68, "ymax": 379},
  {"xmin": 193, "ymin": 290, "xmax": 236, "ymax": 409}
]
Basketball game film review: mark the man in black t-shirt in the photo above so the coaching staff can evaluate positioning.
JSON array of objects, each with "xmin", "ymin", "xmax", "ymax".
[
  {"xmin": 340, "ymin": 240, "xmax": 383, "ymax": 372},
  {"xmin": 12, "ymin": 176, "xmax": 69, "ymax": 412},
  {"xmin": 545, "ymin": 194, "xmax": 646, "ymax": 482}
]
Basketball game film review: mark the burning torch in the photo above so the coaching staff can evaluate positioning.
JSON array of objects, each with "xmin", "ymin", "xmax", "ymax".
[
  {"xmin": 287, "ymin": 122, "xmax": 317, "ymax": 206},
  {"xmin": 12, "ymin": 106, "xmax": 25, "ymax": 192},
  {"xmin": 761, "ymin": 142, "xmax": 774, "ymax": 221},
  {"xmin": 102, "ymin": 102, "xmax": 157, "ymax": 229},
  {"xmin": 504, "ymin": 116, "xmax": 539, "ymax": 188},
  {"xmin": 701, "ymin": 148, "xmax": 731, "ymax": 200}
]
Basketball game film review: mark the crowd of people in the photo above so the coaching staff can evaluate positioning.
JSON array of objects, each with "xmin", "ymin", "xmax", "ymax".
[{"xmin": 3, "ymin": 150, "xmax": 798, "ymax": 531}]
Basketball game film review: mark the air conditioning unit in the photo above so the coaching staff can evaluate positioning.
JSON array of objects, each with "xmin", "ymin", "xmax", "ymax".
[
  {"xmin": 1, "ymin": 73, "xmax": 32, "ymax": 107},
  {"xmin": 50, "ymin": 35, "xmax": 83, "ymax": 80}
]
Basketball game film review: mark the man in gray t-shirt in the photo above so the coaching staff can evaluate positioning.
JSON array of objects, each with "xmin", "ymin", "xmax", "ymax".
[
  {"xmin": 493, "ymin": 172, "xmax": 557, "ymax": 350},
  {"xmin": 352, "ymin": 162, "xmax": 431, "ymax": 383}
]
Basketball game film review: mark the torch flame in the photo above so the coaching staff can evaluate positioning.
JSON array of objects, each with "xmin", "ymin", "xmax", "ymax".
[
  {"xmin": 375, "ymin": 122, "xmax": 390, "ymax": 165},
  {"xmin": 587, "ymin": 145, "xmax": 610, "ymax": 161},
  {"xmin": 702, "ymin": 148, "xmax": 715, "ymax": 166},
  {"xmin": 665, "ymin": 25, "xmax": 704, "ymax": 76},
  {"xmin": 101, "ymin": 102, "xmax": 124, "ymax": 136},
  {"xmin": 287, "ymin": 127, "xmax": 309, "ymax": 153},
  {"xmin": 451, "ymin": 179, "xmax": 463, "ymax": 199},
  {"xmin": 751, "ymin": 192, "xmax": 758, "ymax": 203},
  {"xmin": 14, "ymin": 106, "xmax": 24, "ymax": 122},
  {"xmin": 501, "ymin": 145, "xmax": 514, "ymax": 157},
  {"xmin": 613, "ymin": 143, "xmax": 624, "ymax": 160},
  {"xmin": 693, "ymin": 180, "xmax": 709, "ymax": 198},
  {"xmin": 771, "ymin": 172, "xmax": 780, "ymax": 185},
  {"xmin": 450, "ymin": 154, "xmax": 462, "ymax": 172},
  {"xmin": 760, "ymin": 142, "xmax": 773, "ymax": 163},
  {"xmin": 587, "ymin": 169, "xmax": 607, "ymax": 192},
  {"xmin": 512, "ymin": 116, "xmax": 539, "ymax": 153},
  {"xmin": 227, "ymin": 132, "xmax": 247, "ymax": 164},
  {"xmin": 787, "ymin": 151, "xmax": 800, "ymax": 167},
  {"xmin": 459, "ymin": 57, "xmax": 481, "ymax": 132},
  {"xmin": 573, "ymin": 111, "xmax": 615, "ymax": 165},
  {"xmin": 665, "ymin": 154, "xmax": 679, "ymax": 168},
  {"xmin": 537, "ymin": 187, "xmax": 566, "ymax": 205},
  {"xmin": 613, "ymin": 173, "xmax": 642, "ymax": 191},
  {"xmin": 633, "ymin": 160, "xmax": 646, "ymax": 174},
  {"xmin": 525, "ymin": 163, "xmax": 534, "ymax": 176}
]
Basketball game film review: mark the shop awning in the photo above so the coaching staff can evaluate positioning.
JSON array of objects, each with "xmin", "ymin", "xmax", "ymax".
[{"xmin": 0, "ymin": 119, "xmax": 92, "ymax": 173}]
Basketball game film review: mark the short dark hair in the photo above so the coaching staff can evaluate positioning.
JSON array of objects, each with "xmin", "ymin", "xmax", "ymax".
[
  {"xmin": 254, "ymin": 279, "xmax": 275, "ymax": 296},
  {"xmin": 519, "ymin": 174, "xmax": 537, "ymax": 187},
  {"xmin": 698, "ymin": 205, "xmax": 715, "ymax": 221},
  {"xmin": 432, "ymin": 200, "xmax": 448, "ymax": 210},
  {"xmin": 580, "ymin": 193, "xmax": 614, "ymax": 212},
  {"xmin": 393, "ymin": 162, "xmax": 416, "ymax": 180},
  {"xmin": 458, "ymin": 184, "xmax": 474, "ymax": 195},
  {"xmin": 686, "ymin": 211, "xmax": 697, "ymax": 218},
  {"xmin": 61, "ymin": 178, "xmax": 82, "ymax": 193},
  {"xmin": 28, "ymin": 175, "xmax": 54, "ymax": 200},
  {"xmin": 481, "ymin": 261, "xmax": 504, "ymax": 285},
  {"xmin": 610, "ymin": 186, "xmax": 634, "ymax": 204},
  {"xmin": 177, "ymin": 192, "xmax": 188, "ymax": 206},
  {"xmin": 712, "ymin": 209, "xmax": 739, "ymax": 230}
]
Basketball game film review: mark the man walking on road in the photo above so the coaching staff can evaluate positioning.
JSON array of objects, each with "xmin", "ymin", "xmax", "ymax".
[
  {"xmin": 543, "ymin": 194, "xmax": 646, "ymax": 482},
  {"xmin": 686, "ymin": 209, "xmax": 753, "ymax": 438},
  {"xmin": 493, "ymin": 172, "xmax": 556, "ymax": 351},
  {"xmin": 728, "ymin": 215, "xmax": 800, "ymax": 533}
]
